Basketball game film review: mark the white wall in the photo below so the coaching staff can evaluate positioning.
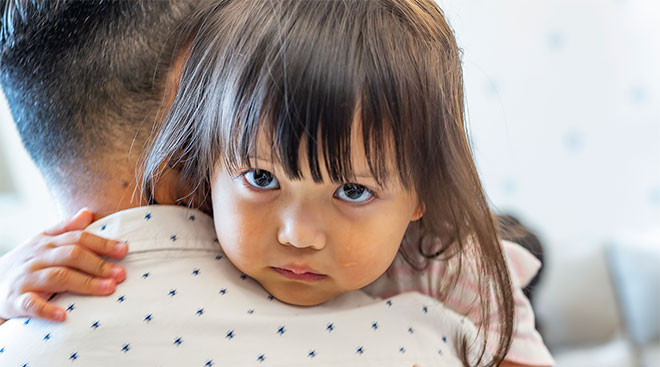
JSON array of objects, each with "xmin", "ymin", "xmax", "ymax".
[
  {"xmin": 438, "ymin": 0, "xmax": 660, "ymax": 350},
  {"xmin": 0, "ymin": 92, "xmax": 59, "ymax": 255},
  {"xmin": 0, "ymin": 144, "xmax": 13, "ymax": 192}
]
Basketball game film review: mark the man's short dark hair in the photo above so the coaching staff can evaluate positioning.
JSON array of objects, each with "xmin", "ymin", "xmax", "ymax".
[{"xmin": 0, "ymin": 0, "xmax": 196, "ymax": 184}]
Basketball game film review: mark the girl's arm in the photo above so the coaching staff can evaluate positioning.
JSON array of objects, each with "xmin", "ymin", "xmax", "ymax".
[{"xmin": 0, "ymin": 209, "xmax": 127, "ymax": 323}]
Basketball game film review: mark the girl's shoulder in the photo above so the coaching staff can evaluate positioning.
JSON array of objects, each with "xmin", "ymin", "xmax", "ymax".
[{"xmin": 363, "ymin": 236, "xmax": 554, "ymax": 367}]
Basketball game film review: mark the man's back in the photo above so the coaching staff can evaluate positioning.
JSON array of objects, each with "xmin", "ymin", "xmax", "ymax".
[{"xmin": 0, "ymin": 206, "xmax": 481, "ymax": 366}]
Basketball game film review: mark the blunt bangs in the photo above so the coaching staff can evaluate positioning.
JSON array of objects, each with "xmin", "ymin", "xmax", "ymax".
[{"xmin": 148, "ymin": 0, "xmax": 461, "ymax": 199}]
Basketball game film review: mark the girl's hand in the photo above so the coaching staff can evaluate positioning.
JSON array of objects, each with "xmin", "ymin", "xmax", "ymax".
[{"xmin": 0, "ymin": 208, "xmax": 128, "ymax": 324}]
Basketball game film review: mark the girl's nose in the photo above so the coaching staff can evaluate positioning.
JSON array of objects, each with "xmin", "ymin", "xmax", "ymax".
[{"xmin": 276, "ymin": 204, "xmax": 327, "ymax": 250}]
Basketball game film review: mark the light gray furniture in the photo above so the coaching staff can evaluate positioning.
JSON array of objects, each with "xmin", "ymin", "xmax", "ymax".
[{"xmin": 606, "ymin": 242, "xmax": 660, "ymax": 367}]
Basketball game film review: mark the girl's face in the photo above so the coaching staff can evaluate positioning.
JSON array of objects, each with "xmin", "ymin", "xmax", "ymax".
[{"xmin": 210, "ymin": 136, "xmax": 422, "ymax": 306}]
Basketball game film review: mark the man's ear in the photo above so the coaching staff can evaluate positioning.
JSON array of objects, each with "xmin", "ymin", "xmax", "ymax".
[
  {"xmin": 155, "ymin": 38, "xmax": 194, "ymax": 126},
  {"xmin": 150, "ymin": 40, "xmax": 201, "ymax": 208},
  {"xmin": 411, "ymin": 203, "xmax": 425, "ymax": 221},
  {"xmin": 150, "ymin": 159, "xmax": 213, "ymax": 213},
  {"xmin": 162, "ymin": 42, "xmax": 190, "ymax": 107},
  {"xmin": 150, "ymin": 164, "xmax": 182, "ymax": 206}
]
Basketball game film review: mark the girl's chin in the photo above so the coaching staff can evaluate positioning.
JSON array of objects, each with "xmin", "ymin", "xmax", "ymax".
[{"xmin": 262, "ymin": 283, "xmax": 338, "ymax": 307}]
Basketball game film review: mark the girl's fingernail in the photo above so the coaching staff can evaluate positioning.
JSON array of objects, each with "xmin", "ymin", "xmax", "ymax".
[
  {"xmin": 53, "ymin": 309, "xmax": 66, "ymax": 321},
  {"xmin": 114, "ymin": 242, "xmax": 128, "ymax": 253},
  {"xmin": 99, "ymin": 279, "xmax": 114, "ymax": 291},
  {"xmin": 110, "ymin": 266, "xmax": 124, "ymax": 279}
]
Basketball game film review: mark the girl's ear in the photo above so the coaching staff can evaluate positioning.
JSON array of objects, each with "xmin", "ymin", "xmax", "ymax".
[{"xmin": 411, "ymin": 204, "xmax": 425, "ymax": 221}]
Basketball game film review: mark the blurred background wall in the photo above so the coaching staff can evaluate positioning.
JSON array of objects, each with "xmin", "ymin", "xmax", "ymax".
[
  {"xmin": 0, "ymin": 0, "xmax": 658, "ymax": 366},
  {"xmin": 436, "ymin": 0, "xmax": 659, "ymax": 365},
  {"xmin": 0, "ymin": 92, "xmax": 58, "ymax": 255}
]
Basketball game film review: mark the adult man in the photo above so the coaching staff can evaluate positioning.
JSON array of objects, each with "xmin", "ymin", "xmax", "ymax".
[{"xmin": 0, "ymin": 0, "xmax": 193, "ymax": 219}]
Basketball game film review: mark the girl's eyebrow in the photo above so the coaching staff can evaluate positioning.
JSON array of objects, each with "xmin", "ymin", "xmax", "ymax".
[
  {"xmin": 252, "ymin": 154, "xmax": 380, "ymax": 183},
  {"xmin": 251, "ymin": 154, "xmax": 274, "ymax": 164},
  {"xmin": 354, "ymin": 172, "xmax": 376, "ymax": 179}
]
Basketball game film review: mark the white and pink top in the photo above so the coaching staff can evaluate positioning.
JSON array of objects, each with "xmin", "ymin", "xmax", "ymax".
[{"xmin": 364, "ymin": 224, "xmax": 555, "ymax": 366}]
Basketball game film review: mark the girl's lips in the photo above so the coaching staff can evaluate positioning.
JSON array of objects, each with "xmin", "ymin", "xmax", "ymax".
[{"xmin": 272, "ymin": 267, "xmax": 327, "ymax": 282}]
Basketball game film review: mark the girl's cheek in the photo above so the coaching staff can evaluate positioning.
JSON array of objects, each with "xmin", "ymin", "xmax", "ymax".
[
  {"xmin": 336, "ymin": 248, "xmax": 394, "ymax": 291},
  {"xmin": 335, "ymin": 218, "xmax": 362, "ymax": 268},
  {"xmin": 336, "ymin": 213, "xmax": 409, "ymax": 279},
  {"xmin": 335, "ymin": 230, "xmax": 391, "ymax": 282}
]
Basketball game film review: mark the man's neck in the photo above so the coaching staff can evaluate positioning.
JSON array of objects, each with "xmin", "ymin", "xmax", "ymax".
[
  {"xmin": 49, "ymin": 158, "xmax": 185, "ymax": 222},
  {"xmin": 53, "ymin": 176, "xmax": 147, "ymax": 222},
  {"xmin": 47, "ymin": 154, "xmax": 149, "ymax": 222}
]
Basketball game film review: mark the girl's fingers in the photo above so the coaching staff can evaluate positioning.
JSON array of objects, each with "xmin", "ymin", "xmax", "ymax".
[
  {"xmin": 51, "ymin": 231, "xmax": 128, "ymax": 259},
  {"xmin": 25, "ymin": 267, "xmax": 117, "ymax": 296},
  {"xmin": 17, "ymin": 292, "xmax": 66, "ymax": 322},
  {"xmin": 37, "ymin": 245, "xmax": 126, "ymax": 282},
  {"xmin": 43, "ymin": 208, "xmax": 94, "ymax": 236}
]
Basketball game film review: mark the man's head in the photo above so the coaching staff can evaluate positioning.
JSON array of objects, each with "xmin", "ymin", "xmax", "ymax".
[{"xmin": 0, "ymin": 0, "xmax": 196, "ymax": 214}]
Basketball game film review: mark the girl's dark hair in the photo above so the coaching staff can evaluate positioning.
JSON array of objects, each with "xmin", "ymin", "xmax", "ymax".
[{"xmin": 144, "ymin": 0, "xmax": 513, "ymax": 365}]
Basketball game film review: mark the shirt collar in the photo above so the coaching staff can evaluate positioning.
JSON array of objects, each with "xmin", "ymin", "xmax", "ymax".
[{"xmin": 85, "ymin": 205, "xmax": 219, "ymax": 253}]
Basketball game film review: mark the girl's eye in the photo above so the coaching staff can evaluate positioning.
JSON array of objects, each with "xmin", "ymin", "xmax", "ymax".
[
  {"xmin": 334, "ymin": 183, "xmax": 374, "ymax": 204},
  {"xmin": 243, "ymin": 169, "xmax": 279, "ymax": 190}
]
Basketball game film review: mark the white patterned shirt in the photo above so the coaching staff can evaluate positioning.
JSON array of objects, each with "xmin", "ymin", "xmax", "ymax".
[{"xmin": 0, "ymin": 205, "xmax": 486, "ymax": 367}]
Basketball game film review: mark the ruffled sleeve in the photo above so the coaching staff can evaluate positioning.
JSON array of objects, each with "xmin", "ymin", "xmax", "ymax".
[
  {"xmin": 499, "ymin": 241, "xmax": 555, "ymax": 366},
  {"xmin": 363, "ymin": 239, "xmax": 555, "ymax": 366}
]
